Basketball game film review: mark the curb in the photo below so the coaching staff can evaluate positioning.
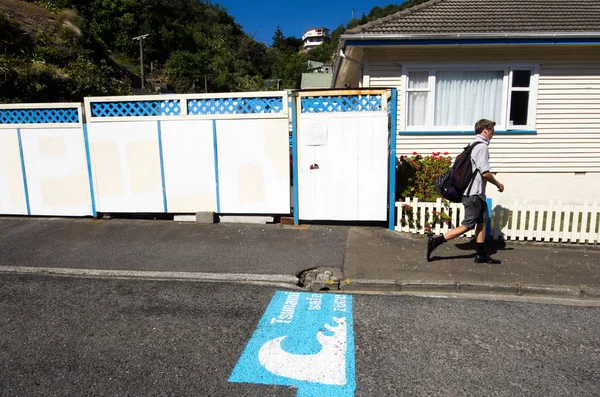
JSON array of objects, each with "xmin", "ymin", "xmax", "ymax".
[
  {"xmin": 3, "ymin": 265, "xmax": 599, "ymax": 301},
  {"xmin": 340, "ymin": 278, "xmax": 600, "ymax": 301},
  {"xmin": 0, "ymin": 265, "xmax": 300, "ymax": 288}
]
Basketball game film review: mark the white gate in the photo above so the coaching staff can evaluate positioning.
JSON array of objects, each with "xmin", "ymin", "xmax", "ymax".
[{"xmin": 295, "ymin": 90, "xmax": 391, "ymax": 221}]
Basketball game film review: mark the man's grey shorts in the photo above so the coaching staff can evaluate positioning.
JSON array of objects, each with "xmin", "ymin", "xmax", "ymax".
[{"xmin": 461, "ymin": 195, "xmax": 489, "ymax": 230}]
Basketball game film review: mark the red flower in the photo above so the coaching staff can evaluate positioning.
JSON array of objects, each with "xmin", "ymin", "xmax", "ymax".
[
  {"xmin": 412, "ymin": 151, "xmax": 417, "ymax": 155},
  {"xmin": 410, "ymin": 160, "xmax": 415, "ymax": 164},
  {"xmin": 444, "ymin": 152, "xmax": 449, "ymax": 155}
]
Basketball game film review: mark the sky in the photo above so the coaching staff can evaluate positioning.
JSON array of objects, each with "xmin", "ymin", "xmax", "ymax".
[{"xmin": 214, "ymin": 0, "xmax": 395, "ymax": 45}]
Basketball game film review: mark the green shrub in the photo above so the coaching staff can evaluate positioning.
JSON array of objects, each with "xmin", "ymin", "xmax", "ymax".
[
  {"xmin": 397, "ymin": 151, "xmax": 452, "ymax": 202},
  {"xmin": 32, "ymin": 0, "xmax": 70, "ymax": 13}
]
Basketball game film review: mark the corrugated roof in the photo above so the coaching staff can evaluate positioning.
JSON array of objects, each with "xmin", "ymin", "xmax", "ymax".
[
  {"xmin": 346, "ymin": 0, "xmax": 600, "ymax": 36},
  {"xmin": 301, "ymin": 73, "xmax": 333, "ymax": 89}
]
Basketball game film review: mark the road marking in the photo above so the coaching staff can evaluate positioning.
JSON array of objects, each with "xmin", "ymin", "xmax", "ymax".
[{"xmin": 229, "ymin": 291, "xmax": 356, "ymax": 396}]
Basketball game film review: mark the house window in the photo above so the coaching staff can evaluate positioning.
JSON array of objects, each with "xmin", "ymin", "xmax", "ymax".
[
  {"xmin": 404, "ymin": 66, "xmax": 537, "ymax": 130},
  {"xmin": 508, "ymin": 70, "xmax": 532, "ymax": 127},
  {"xmin": 407, "ymin": 71, "xmax": 429, "ymax": 127}
]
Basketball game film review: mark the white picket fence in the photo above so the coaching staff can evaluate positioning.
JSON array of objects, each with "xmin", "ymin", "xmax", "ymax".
[{"xmin": 396, "ymin": 198, "xmax": 600, "ymax": 245}]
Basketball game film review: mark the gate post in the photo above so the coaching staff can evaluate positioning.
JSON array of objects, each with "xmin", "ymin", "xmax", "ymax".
[
  {"xmin": 291, "ymin": 92, "xmax": 300, "ymax": 225},
  {"xmin": 388, "ymin": 88, "xmax": 398, "ymax": 231},
  {"xmin": 486, "ymin": 198, "xmax": 493, "ymax": 240}
]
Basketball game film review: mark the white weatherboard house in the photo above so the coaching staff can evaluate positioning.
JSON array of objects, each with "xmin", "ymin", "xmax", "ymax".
[{"xmin": 332, "ymin": 0, "xmax": 600, "ymax": 206}]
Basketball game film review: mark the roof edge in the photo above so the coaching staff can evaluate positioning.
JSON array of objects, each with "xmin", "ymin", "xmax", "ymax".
[
  {"xmin": 341, "ymin": 32, "xmax": 600, "ymax": 41},
  {"xmin": 345, "ymin": 0, "xmax": 445, "ymax": 35}
]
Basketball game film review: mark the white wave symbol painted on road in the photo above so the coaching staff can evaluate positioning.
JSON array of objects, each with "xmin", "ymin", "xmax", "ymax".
[{"xmin": 258, "ymin": 316, "xmax": 347, "ymax": 386}]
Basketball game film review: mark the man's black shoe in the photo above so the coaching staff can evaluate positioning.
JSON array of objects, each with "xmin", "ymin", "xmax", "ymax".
[
  {"xmin": 426, "ymin": 236, "xmax": 435, "ymax": 262},
  {"xmin": 474, "ymin": 254, "xmax": 501, "ymax": 264}
]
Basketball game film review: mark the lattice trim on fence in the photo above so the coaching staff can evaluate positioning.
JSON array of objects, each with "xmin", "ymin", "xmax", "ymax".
[
  {"xmin": 187, "ymin": 97, "xmax": 284, "ymax": 115},
  {"xmin": 0, "ymin": 108, "xmax": 79, "ymax": 124},
  {"xmin": 301, "ymin": 95, "xmax": 383, "ymax": 113},
  {"xmin": 90, "ymin": 100, "xmax": 181, "ymax": 117}
]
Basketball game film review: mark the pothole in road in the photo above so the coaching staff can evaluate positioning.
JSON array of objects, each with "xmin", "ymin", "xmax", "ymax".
[{"xmin": 296, "ymin": 267, "xmax": 342, "ymax": 291}]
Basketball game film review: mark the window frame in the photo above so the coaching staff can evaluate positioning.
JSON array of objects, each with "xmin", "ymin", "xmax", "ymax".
[{"xmin": 400, "ymin": 63, "xmax": 539, "ymax": 132}]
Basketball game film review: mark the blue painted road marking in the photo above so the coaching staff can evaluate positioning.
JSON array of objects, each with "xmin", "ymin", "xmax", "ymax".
[{"xmin": 229, "ymin": 291, "xmax": 355, "ymax": 396}]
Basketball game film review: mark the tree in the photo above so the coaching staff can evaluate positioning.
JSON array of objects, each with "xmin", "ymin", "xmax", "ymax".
[
  {"xmin": 266, "ymin": 47, "xmax": 308, "ymax": 89},
  {"xmin": 0, "ymin": 7, "xmax": 129, "ymax": 102},
  {"xmin": 272, "ymin": 25, "xmax": 286, "ymax": 51},
  {"xmin": 306, "ymin": 43, "xmax": 334, "ymax": 63},
  {"xmin": 165, "ymin": 51, "xmax": 209, "ymax": 92},
  {"xmin": 3, "ymin": 0, "xmax": 433, "ymax": 100},
  {"xmin": 284, "ymin": 36, "xmax": 302, "ymax": 52},
  {"xmin": 67, "ymin": 55, "xmax": 131, "ymax": 98}
]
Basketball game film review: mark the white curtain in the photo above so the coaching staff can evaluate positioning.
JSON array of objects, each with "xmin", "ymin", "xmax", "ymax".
[
  {"xmin": 407, "ymin": 71, "xmax": 429, "ymax": 127},
  {"xmin": 434, "ymin": 71, "xmax": 503, "ymax": 127}
]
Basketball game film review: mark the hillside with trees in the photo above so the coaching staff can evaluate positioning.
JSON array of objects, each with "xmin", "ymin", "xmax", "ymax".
[{"xmin": 1, "ymin": 0, "xmax": 427, "ymax": 103}]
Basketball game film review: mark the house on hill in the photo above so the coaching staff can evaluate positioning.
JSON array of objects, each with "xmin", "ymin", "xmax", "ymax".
[{"xmin": 301, "ymin": 27, "xmax": 330, "ymax": 52}]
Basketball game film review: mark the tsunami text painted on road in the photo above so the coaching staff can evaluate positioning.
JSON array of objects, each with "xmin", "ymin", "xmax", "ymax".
[{"xmin": 229, "ymin": 291, "xmax": 355, "ymax": 397}]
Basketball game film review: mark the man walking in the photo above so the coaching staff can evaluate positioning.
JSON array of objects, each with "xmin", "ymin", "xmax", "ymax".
[{"xmin": 427, "ymin": 119, "xmax": 504, "ymax": 263}]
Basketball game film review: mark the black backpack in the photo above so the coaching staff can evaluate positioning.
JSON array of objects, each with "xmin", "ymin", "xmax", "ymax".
[{"xmin": 435, "ymin": 142, "xmax": 483, "ymax": 203}]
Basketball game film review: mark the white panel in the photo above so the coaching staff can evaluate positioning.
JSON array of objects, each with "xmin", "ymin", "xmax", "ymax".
[
  {"xmin": 297, "ymin": 117, "xmax": 318, "ymax": 220},
  {"xmin": 336, "ymin": 117, "xmax": 359, "ymax": 220},
  {"xmin": 357, "ymin": 115, "xmax": 389, "ymax": 220},
  {"xmin": 0, "ymin": 129, "xmax": 28, "ymax": 215},
  {"xmin": 88, "ymin": 121, "xmax": 163, "ymax": 213},
  {"xmin": 298, "ymin": 113, "xmax": 388, "ymax": 221},
  {"xmin": 216, "ymin": 119, "xmax": 290, "ymax": 214},
  {"xmin": 317, "ymin": 116, "xmax": 359, "ymax": 220},
  {"xmin": 298, "ymin": 115, "xmax": 347, "ymax": 220},
  {"xmin": 160, "ymin": 120, "xmax": 217, "ymax": 213},
  {"xmin": 20, "ymin": 128, "xmax": 92, "ymax": 216}
]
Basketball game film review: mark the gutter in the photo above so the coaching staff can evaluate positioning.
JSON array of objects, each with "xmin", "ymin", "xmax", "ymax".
[
  {"xmin": 332, "ymin": 31, "xmax": 600, "ymax": 87},
  {"xmin": 340, "ymin": 32, "xmax": 600, "ymax": 40}
]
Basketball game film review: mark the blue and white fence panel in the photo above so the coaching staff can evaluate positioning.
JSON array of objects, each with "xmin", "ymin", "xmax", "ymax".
[
  {"xmin": 294, "ymin": 90, "xmax": 392, "ymax": 223},
  {"xmin": 0, "ymin": 103, "xmax": 93, "ymax": 216},
  {"xmin": 1, "ymin": 89, "xmax": 397, "ymax": 221},
  {"xmin": 84, "ymin": 92, "xmax": 291, "ymax": 214}
]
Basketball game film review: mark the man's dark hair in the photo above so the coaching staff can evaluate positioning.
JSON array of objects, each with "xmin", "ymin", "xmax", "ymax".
[{"xmin": 475, "ymin": 119, "xmax": 496, "ymax": 135}]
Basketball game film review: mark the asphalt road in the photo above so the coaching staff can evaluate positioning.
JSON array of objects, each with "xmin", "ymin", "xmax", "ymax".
[{"xmin": 1, "ymin": 274, "xmax": 599, "ymax": 396}]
